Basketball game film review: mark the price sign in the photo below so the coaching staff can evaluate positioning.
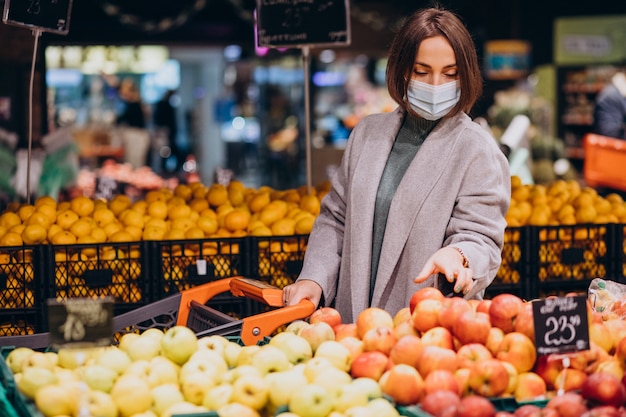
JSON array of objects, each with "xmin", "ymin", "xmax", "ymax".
[
  {"xmin": 256, "ymin": 0, "xmax": 351, "ymax": 48},
  {"xmin": 532, "ymin": 295, "xmax": 590, "ymax": 355},
  {"xmin": 2, "ymin": 0, "xmax": 73, "ymax": 35},
  {"xmin": 48, "ymin": 297, "xmax": 114, "ymax": 348}
]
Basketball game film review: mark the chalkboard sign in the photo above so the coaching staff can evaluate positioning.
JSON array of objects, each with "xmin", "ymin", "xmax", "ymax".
[
  {"xmin": 2, "ymin": 0, "xmax": 73, "ymax": 35},
  {"xmin": 256, "ymin": 0, "xmax": 351, "ymax": 48},
  {"xmin": 48, "ymin": 297, "xmax": 114, "ymax": 348},
  {"xmin": 532, "ymin": 295, "xmax": 590, "ymax": 356}
]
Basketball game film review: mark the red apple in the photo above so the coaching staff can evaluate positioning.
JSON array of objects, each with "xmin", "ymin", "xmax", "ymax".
[
  {"xmin": 299, "ymin": 321, "xmax": 335, "ymax": 353},
  {"xmin": 423, "ymin": 369, "xmax": 459, "ymax": 395},
  {"xmin": 437, "ymin": 297, "xmax": 472, "ymax": 332},
  {"xmin": 417, "ymin": 345, "xmax": 458, "ymax": 377},
  {"xmin": 554, "ymin": 367, "xmax": 588, "ymax": 392},
  {"xmin": 379, "ymin": 363, "xmax": 424, "ymax": 406},
  {"xmin": 456, "ymin": 343, "xmax": 493, "ymax": 369},
  {"xmin": 409, "ymin": 287, "xmax": 445, "ymax": 314},
  {"xmin": 393, "ymin": 320, "xmax": 419, "ymax": 339},
  {"xmin": 486, "ymin": 326, "xmax": 505, "ymax": 356},
  {"xmin": 489, "ymin": 293, "xmax": 525, "ymax": 333},
  {"xmin": 476, "ymin": 299, "xmax": 492, "ymax": 314},
  {"xmin": 513, "ymin": 302, "xmax": 535, "ymax": 341},
  {"xmin": 467, "ymin": 358, "xmax": 509, "ymax": 397},
  {"xmin": 420, "ymin": 326, "xmax": 454, "ymax": 350},
  {"xmin": 350, "ymin": 350, "xmax": 389, "ymax": 381},
  {"xmin": 420, "ymin": 389, "xmax": 460, "ymax": 417},
  {"xmin": 580, "ymin": 371, "xmax": 626, "ymax": 408},
  {"xmin": 338, "ymin": 336, "xmax": 364, "ymax": 362},
  {"xmin": 356, "ymin": 307, "xmax": 394, "ymax": 339},
  {"xmin": 514, "ymin": 371, "xmax": 547, "ymax": 402},
  {"xmin": 595, "ymin": 357, "xmax": 624, "ymax": 380},
  {"xmin": 514, "ymin": 404, "xmax": 545, "ymax": 417},
  {"xmin": 453, "ymin": 310, "xmax": 491, "ymax": 345},
  {"xmin": 361, "ymin": 326, "xmax": 397, "ymax": 356},
  {"xmin": 454, "ymin": 367, "xmax": 471, "ymax": 397},
  {"xmin": 544, "ymin": 391, "xmax": 588, "ymax": 417},
  {"xmin": 501, "ymin": 360, "xmax": 519, "ymax": 395},
  {"xmin": 583, "ymin": 405, "xmax": 620, "ymax": 417},
  {"xmin": 332, "ymin": 323, "xmax": 358, "ymax": 341},
  {"xmin": 534, "ymin": 354, "xmax": 563, "ymax": 390},
  {"xmin": 412, "ymin": 298, "xmax": 443, "ymax": 333},
  {"xmin": 495, "ymin": 331, "xmax": 537, "ymax": 373},
  {"xmin": 456, "ymin": 394, "xmax": 497, "ymax": 417},
  {"xmin": 309, "ymin": 307, "xmax": 342, "ymax": 328},
  {"xmin": 388, "ymin": 334, "xmax": 423, "ymax": 368},
  {"xmin": 393, "ymin": 307, "xmax": 412, "ymax": 327}
]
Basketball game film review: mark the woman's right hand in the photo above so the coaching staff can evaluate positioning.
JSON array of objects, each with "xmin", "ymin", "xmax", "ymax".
[{"xmin": 282, "ymin": 279, "xmax": 322, "ymax": 308}]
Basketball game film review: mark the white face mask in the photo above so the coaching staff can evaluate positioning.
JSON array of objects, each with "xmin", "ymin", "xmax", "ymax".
[{"xmin": 407, "ymin": 79, "xmax": 461, "ymax": 120}]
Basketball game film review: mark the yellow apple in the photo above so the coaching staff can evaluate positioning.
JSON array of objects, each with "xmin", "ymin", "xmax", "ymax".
[
  {"xmin": 231, "ymin": 373, "xmax": 270, "ymax": 410},
  {"xmin": 16, "ymin": 366, "xmax": 58, "ymax": 399},
  {"xmin": 5, "ymin": 347, "xmax": 35, "ymax": 374},
  {"xmin": 151, "ymin": 383, "xmax": 185, "ymax": 416},
  {"xmin": 265, "ymin": 368, "xmax": 308, "ymax": 407},
  {"xmin": 313, "ymin": 340, "xmax": 352, "ymax": 372},
  {"xmin": 34, "ymin": 383, "xmax": 75, "ymax": 417},
  {"xmin": 202, "ymin": 383, "xmax": 234, "ymax": 410},
  {"xmin": 250, "ymin": 345, "xmax": 291, "ymax": 375},
  {"xmin": 268, "ymin": 331, "xmax": 313, "ymax": 365},
  {"xmin": 160, "ymin": 325, "xmax": 198, "ymax": 365},
  {"xmin": 82, "ymin": 390, "xmax": 118, "ymax": 417},
  {"xmin": 79, "ymin": 364, "xmax": 118, "ymax": 393},
  {"xmin": 288, "ymin": 384, "xmax": 334, "ymax": 417},
  {"xmin": 110, "ymin": 375, "xmax": 152, "ymax": 417}
]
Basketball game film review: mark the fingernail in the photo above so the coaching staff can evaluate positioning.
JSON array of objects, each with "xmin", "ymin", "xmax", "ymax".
[{"xmin": 454, "ymin": 286, "xmax": 461, "ymax": 292}]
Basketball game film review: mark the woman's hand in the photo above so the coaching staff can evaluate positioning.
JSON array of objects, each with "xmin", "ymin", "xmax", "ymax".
[
  {"xmin": 282, "ymin": 279, "xmax": 323, "ymax": 307},
  {"xmin": 414, "ymin": 246, "xmax": 474, "ymax": 295}
]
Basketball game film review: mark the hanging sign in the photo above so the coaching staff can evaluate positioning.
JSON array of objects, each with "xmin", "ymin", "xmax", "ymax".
[
  {"xmin": 532, "ymin": 295, "xmax": 590, "ymax": 356},
  {"xmin": 48, "ymin": 297, "xmax": 114, "ymax": 348},
  {"xmin": 256, "ymin": 0, "xmax": 351, "ymax": 48},
  {"xmin": 2, "ymin": 0, "xmax": 73, "ymax": 35}
]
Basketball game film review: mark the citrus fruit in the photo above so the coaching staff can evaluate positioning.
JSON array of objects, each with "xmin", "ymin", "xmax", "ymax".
[
  {"xmin": 147, "ymin": 200, "xmax": 168, "ymax": 220},
  {"xmin": 92, "ymin": 208, "xmax": 116, "ymax": 227},
  {"xmin": 295, "ymin": 215, "xmax": 316, "ymax": 234},
  {"xmin": 196, "ymin": 215, "xmax": 218, "ymax": 236},
  {"xmin": 25, "ymin": 211, "xmax": 52, "ymax": 229},
  {"xmin": 142, "ymin": 225, "xmax": 166, "ymax": 241},
  {"xmin": 17, "ymin": 205, "xmax": 36, "ymax": 222},
  {"xmin": 300, "ymin": 194, "xmax": 321, "ymax": 215},
  {"xmin": 108, "ymin": 195, "xmax": 132, "ymax": 216},
  {"xmin": 167, "ymin": 204, "xmax": 191, "ymax": 220},
  {"xmin": 174, "ymin": 184, "xmax": 193, "ymax": 201},
  {"xmin": 188, "ymin": 198, "xmax": 209, "ymax": 214},
  {"xmin": 34, "ymin": 204, "xmax": 57, "ymax": 225},
  {"xmin": 248, "ymin": 192, "xmax": 271, "ymax": 213},
  {"xmin": 223, "ymin": 209, "xmax": 251, "ymax": 233},
  {"xmin": 0, "ymin": 212, "xmax": 21, "ymax": 229},
  {"xmin": 271, "ymin": 218, "xmax": 296, "ymax": 236},
  {"xmin": 70, "ymin": 196, "xmax": 95, "ymax": 217},
  {"xmin": 21, "ymin": 224, "xmax": 47, "ymax": 245},
  {"xmin": 69, "ymin": 218, "xmax": 93, "ymax": 238},
  {"xmin": 50, "ymin": 230, "xmax": 77, "ymax": 245},
  {"xmin": 207, "ymin": 184, "xmax": 229, "ymax": 207},
  {"xmin": 109, "ymin": 230, "xmax": 134, "ymax": 243},
  {"xmin": 34, "ymin": 195, "xmax": 57, "ymax": 208},
  {"xmin": 55, "ymin": 210, "xmax": 79, "ymax": 230}
]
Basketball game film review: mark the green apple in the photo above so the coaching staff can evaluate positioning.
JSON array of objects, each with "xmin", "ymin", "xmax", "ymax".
[
  {"xmin": 366, "ymin": 397, "xmax": 401, "ymax": 417},
  {"xmin": 250, "ymin": 345, "xmax": 291, "ymax": 375},
  {"xmin": 284, "ymin": 319, "xmax": 310, "ymax": 334},
  {"xmin": 118, "ymin": 332, "xmax": 140, "ymax": 353},
  {"xmin": 333, "ymin": 382, "xmax": 369, "ymax": 413},
  {"xmin": 126, "ymin": 334, "xmax": 162, "ymax": 362},
  {"xmin": 82, "ymin": 390, "xmax": 118, "ymax": 417},
  {"xmin": 236, "ymin": 345, "xmax": 261, "ymax": 367},
  {"xmin": 160, "ymin": 325, "xmax": 198, "ymax": 365},
  {"xmin": 314, "ymin": 340, "xmax": 352, "ymax": 372},
  {"xmin": 16, "ymin": 366, "xmax": 58, "ymax": 399},
  {"xmin": 223, "ymin": 341, "xmax": 243, "ymax": 368},
  {"xmin": 220, "ymin": 364, "xmax": 263, "ymax": 385},
  {"xmin": 21, "ymin": 351, "xmax": 56, "ymax": 371},
  {"xmin": 5, "ymin": 347, "xmax": 35, "ymax": 373},
  {"xmin": 141, "ymin": 327, "xmax": 165, "ymax": 341},
  {"xmin": 180, "ymin": 369, "xmax": 217, "ymax": 405},
  {"xmin": 56, "ymin": 348, "xmax": 92, "ymax": 370},
  {"xmin": 94, "ymin": 346, "xmax": 132, "ymax": 375},
  {"xmin": 231, "ymin": 374, "xmax": 270, "ymax": 411},
  {"xmin": 217, "ymin": 402, "xmax": 261, "ymax": 417},
  {"xmin": 187, "ymin": 348, "xmax": 228, "ymax": 374},
  {"xmin": 288, "ymin": 383, "xmax": 334, "ymax": 417},
  {"xmin": 269, "ymin": 332, "xmax": 313, "ymax": 365},
  {"xmin": 150, "ymin": 383, "xmax": 185, "ymax": 416},
  {"xmin": 302, "ymin": 356, "xmax": 335, "ymax": 382},
  {"xmin": 343, "ymin": 405, "xmax": 375, "ymax": 417},
  {"xmin": 80, "ymin": 364, "xmax": 118, "ymax": 392},
  {"xmin": 311, "ymin": 366, "xmax": 354, "ymax": 398},
  {"xmin": 299, "ymin": 321, "xmax": 336, "ymax": 353},
  {"xmin": 202, "ymin": 383, "xmax": 234, "ymax": 410},
  {"xmin": 197, "ymin": 335, "xmax": 229, "ymax": 355},
  {"xmin": 129, "ymin": 411, "xmax": 157, "ymax": 417},
  {"xmin": 350, "ymin": 377, "xmax": 383, "ymax": 400},
  {"xmin": 34, "ymin": 383, "xmax": 76, "ymax": 417},
  {"xmin": 110, "ymin": 375, "xmax": 152, "ymax": 417},
  {"xmin": 266, "ymin": 368, "xmax": 308, "ymax": 407},
  {"xmin": 145, "ymin": 356, "xmax": 180, "ymax": 388},
  {"xmin": 179, "ymin": 357, "xmax": 221, "ymax": 385},
  {"xmin": 54, "ymin": 367, "xmax": 81, "ymax": 384}
]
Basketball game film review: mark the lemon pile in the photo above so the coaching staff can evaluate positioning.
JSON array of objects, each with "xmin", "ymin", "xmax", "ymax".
[{"xmin": 0, "ymin": 181, "xmax": 328, "ymax": 248}]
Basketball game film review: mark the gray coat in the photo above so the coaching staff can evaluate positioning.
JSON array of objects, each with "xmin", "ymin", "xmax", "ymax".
[{"xmin": 298, "ymin": 108, "xmax": 511, "ymax": 323}]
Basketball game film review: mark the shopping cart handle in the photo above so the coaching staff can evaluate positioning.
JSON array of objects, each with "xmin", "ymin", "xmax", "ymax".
[
  {"xmin": 228, "ymin": 277, "xmax": 284, "ymax": 307},
  {"xmin": 239, "ymin": 298, "xmax": 316, "ymax": 346}
]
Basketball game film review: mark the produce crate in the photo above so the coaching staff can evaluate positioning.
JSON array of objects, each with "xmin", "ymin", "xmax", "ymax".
[
  {"xmin": 247, "ymin": 235, "xmax": 308, "ymax": 289},
  {"xmin": 44, "ymin": 241, "xmax": 151, "ymax": 318},
  {"xmin": 528, "ymin": 224, "xmax": 618, "ymax": 299},
  {"xmin": 488, "ymin": 227, "xmax": 531, "ymax": 299},
  {"xmin": 0, "ymin": 246, "xmax": 45, "ymax": 336}
]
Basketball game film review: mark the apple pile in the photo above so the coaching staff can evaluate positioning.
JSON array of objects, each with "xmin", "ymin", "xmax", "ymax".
[
  {"xmin": 299, "ymin": 289, "xmax": 626, "ymax": 416},
  {"xmin": 5, "ymin": 324, "xmax": 401, "ymax": 417}
]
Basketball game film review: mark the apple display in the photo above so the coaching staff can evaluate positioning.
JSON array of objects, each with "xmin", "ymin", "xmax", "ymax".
[
  {"xmin": 187, "ymin": 348, "xmax": 228, "ymax": 374},
  {"xmin": 475, "ymin": 299, "xmax": 492, "ymax": 314},
  {"xmin": 231, "ymin": 373, "xmax": 270, "ymax": 411},
  {"xmin": 142, "ymin": 328, "xmax": 165, "ymax": 341},
  {"xmin": 197, "ymin": 335, "xmax": 229, "ymax": 356},
  {"xmin": 366, "ymin": 397, "xmax": 403, "ymax": 417},
  {"xmin": 20, "ymin": 351, "xmax": 56, "ymax": 371},
  {"xmin": 223, "ymin": 340, "xmax": 244, "ymax": 368},
  {"xmin": 266, "ymin": 368, "xmax": 309, "ymax": 407},
  {"xmin": 299, "ymin": 321, "xmax": 336, "ymax": 353},
  {"xmin": 594, "ymin": 357, "xmax": 624, "ymax": 380},
  {"xmin": 454, "ymin": 367, "xmax": 471, "ymax": 397},
  {"xmin": 350, "ymin": 350, "xmax": 389, "ymax": 381},
  {"xmin": 501, "ymin": 360, "xmax": 519, "ymax": 395},
  {"xmin": 311, "ymin": 366, "xmax": 353, "ymax": 398},
  {"xmin": 338, "ymin": 336, "xmax": 364, "ymax": 362},
  {"xmin": 56, "ymin": 348, "xmax": 93, "ymax": 370},
  {"xmin": 379, "ymin": 363, "xmax": 424, "ymax": 406},
  {"xmin": 361, "ymin": 326, "xmax": 398, "ymax": 355},
  {"xmin": 513, "ymin": 302, "xmax": 535, "ymax": 341},
  {"xmin": 355, "ymin": 307, "xmax": 394, "ymax": 339},
  {"xmin": 423, "ymin": 369, "xmax": 460, "ymax": 395},
  {"xmin": 269, "ymin": 331, "xmax": 313, "ymax": 365},
  {"xmin": 350, "ymin": 376, "xmax": 383, "ymax": 400},
  {"xmin": 514, "ymin": 371, "xmax": 547, "ymax": 402},
  {"xmin": 419, "ymin": 326, "xmax": 454, "ymax": 350},
  {"xmin": 284, "ymin": 319, "xmax": 310, "ymax": 335},
  {"xmin": 467, "ymin": 358, "xmax": 509, "ymax": 397},
  {"xmin": 288, "ymin": 383, "xmax": 334, "ymax": 417},
  {"xmin": 417, "ymin": 345, "xmax": 458, "ymax": 377},
  {"xmin": 83, "ymin": 390, "xmax": 119, "ymax": 417},
  {"xmin": 393, "ymin": 319, "xmax": 419, "ymax": 339},
  {"xmin": 604, "ymin": 318, "xmax": 626, "ymax": 350},
  {"xmin": 554, "ymin": 367, "xmax": 588, "ymax": 392},
  {"xmin": 144, "ymin": 356, "xmax": 180, "ymax": 388},
  {"xmin": 180, "ymin": 368, "xmax": 218, "ymax": 405},
  {"xmin": 589, "ymin": 321, "xmax": 613, "ymax": 354},
  {"xmin": 110, "ymin": 374, "xmax": 152, "ymax": 417},
  {"xmin": 160, "ymin": 325, "xmax": 198, "ymax": 365},
  {"xmin": 389, "ymin": 334, "xmax": 423, "ymax": 368},
  {"xmin": 409, "ymin": 287, "xmax": 445, "ymax": 314},
  {"xmin": 162, "ymin": 401, "xmax": 209, "ymax": 417},
  {"xmin": 314, "ymin": 340, "xmax": 352, "ymax": 372},
  {"xmin": 94, "ymin": 346, "xmax": 132, "ymax": 376},
  {"xmin": 453, "ymin": 310, "xmax": 491, "ymax": 345},
  {"xmin": 309, "ymin": 306, "xmax": 342, "ymax": 328},
  {"xmin": 126, "ymin": 334, "xmax": 162, "ymax": 362},
  {"xmin": 485, "ymin": 326, "xmax": 505, "ymax": 356},
  {"xmin": 302, "ymin": 356, "xmax": 335, "ymax": 382},
  {"xmin": 393, "ymin": 307, "xmax": 413, "ymax": 327},
  {"xmin": 151, "ymin": 383, "xmax": 185, "ymax": 416},
  {"xmin": 118, "ymin": 332, "xmax": 141, "ymax": 353},
  {"xmin": 333, "ymin": 382, "xmax": 370, "ymax": 413},
  {"xmin": 419, "ymin": 389, "xmax": 461, "ymax": 417},
  {"xmin": 488, "ymin": 293, "xmax": 525, "ymax": 333},
  {"xmin": 495, "ymin": 331, "xmax": 537, "ymax": 373},
  {"xmin": 456, "ymin": 343, "xmax": 493, "ymax": 369},
  {"xmin": 411, "ymin": 298, "xmax": 443, "ymax": 333}
]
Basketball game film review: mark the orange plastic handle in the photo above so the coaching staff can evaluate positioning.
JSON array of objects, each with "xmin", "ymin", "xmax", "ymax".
[
  {"xmin": 228, "ymin": 276, "xmax": 284, "ymax": 307},
  {"xmin": 176, "ymin": 277, "xmax": 235, "ymax": 326},
  {"xmin": 239, "ymin": 299, "xmax": 316, "ymax": 345}
]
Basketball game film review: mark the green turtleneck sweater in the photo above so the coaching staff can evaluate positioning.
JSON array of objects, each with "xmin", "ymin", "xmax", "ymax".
[{"xmin": 369, "ymin": 115, "xmax": 439, "ymax": 304}]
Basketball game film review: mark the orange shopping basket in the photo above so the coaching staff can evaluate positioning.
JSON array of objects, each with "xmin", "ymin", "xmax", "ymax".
[
  {"xmin": 0, "ymin": 276, "xmax": 316, "ymax": 350},
  {"xmin": 583, "ymin": 133, "xmax": 626, "ymax": 192}
]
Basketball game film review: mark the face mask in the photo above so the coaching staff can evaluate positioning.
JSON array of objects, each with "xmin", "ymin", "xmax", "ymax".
[{"xmin": 407, "ymin": 79, "xmax": 461, "ymax": 120}]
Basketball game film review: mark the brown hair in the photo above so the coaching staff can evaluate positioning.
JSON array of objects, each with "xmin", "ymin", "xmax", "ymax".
[{"xmin": 385, "ymin": 7, "xmax": 482, "ymax": 117}]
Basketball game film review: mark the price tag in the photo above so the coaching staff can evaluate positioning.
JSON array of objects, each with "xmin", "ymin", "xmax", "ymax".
[
  {"xmin": 531, "ymin": 295, "xmax": 589, "ymax": 355},
  {"xmin": 47, "ymin": 297, "xmax": 114, "ymax": 349},
  {"xmin": 2, "ymin": 0, "xmax": 74, "ymax": 35}
]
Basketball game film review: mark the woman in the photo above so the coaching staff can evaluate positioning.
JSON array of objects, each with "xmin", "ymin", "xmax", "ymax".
[{"xmin": 283, "ymin": 7, "xmax": 511, "ymax": 323}]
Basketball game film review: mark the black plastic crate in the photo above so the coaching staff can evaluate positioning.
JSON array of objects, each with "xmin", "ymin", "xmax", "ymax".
[
  {"xmin": 152, "ymin": 237, "xmax": 246, "ymax": 299},
  {"xmin": 247, "ymin": 235, "xmax": 308, "ymax": 289},
  {"xmin": 491, "ymin": 227, "xmax": 532, "ymax": 299},
  {"xmin": 0, "ymin": 246, "xmax": 45, "ymax": 336},
  {"xmin": 44, "ymin": 241, "xmax": 151, "ymax": 317}
]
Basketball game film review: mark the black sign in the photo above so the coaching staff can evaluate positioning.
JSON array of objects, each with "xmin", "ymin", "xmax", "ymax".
[
  {"xmin": 48, "ymin": 297, "xmax": 114, "ymax": 348},
  {"xmin": 2, "ymin": 0, "xmax": 73, "ymax": 35},
  {"xmin": 532, "ymin": 295, "xmax": 590, "ymax": 355},
  {"xmin": 256, "ymin": 0, "xmax": 351, "ymax": 48}
]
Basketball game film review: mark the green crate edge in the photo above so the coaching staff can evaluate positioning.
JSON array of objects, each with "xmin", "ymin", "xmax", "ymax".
[{"xmin": 398, "ymin": 397, "xmax": 549, "ymax": 416}]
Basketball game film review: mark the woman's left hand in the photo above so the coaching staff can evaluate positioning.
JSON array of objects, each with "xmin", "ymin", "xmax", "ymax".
[{"xmin": 414, "ymin": 246, "xmax": 473, "ymax": 295}]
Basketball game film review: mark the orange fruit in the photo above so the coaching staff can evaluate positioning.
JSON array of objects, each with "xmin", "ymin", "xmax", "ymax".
[
  {"xmin": 188, "ymin": 198, "xmax": 209, "ymax": 214},
  {"xmin": 192, "ymin": 184, "xmax": 208, "ymax": 200},
  {"xmin": 145, "ymin": 218, "xmax": 168, "ymax": 230},
  {"xmin": 131, "ymin": 200, "xmax": 148, "ymax": 215},
  {"xmin": 196, "ymin": 215, "xmax": 219, "ymax": 236},
  {"xmin": 91, "ymin": 227, "xmax": 107, "ymax": 243},
  {"xmin": 124, "ymin": 225, "xmax": 143, "ymax": 241},
  {"xmin": 207, "ymin": 184, "xmax": 229, "ymax": 207},
  {"xmin": 164, "ymin": 229, "xmax": 186, "ymax": 240},
  {"xmin": 248, "ymin": 192, "xmax": 271, "ymax": 213},
  {"xmin": 142, "ymin": 225, "xmax": 166, "ymax": 241},
  {"xmin": 223, "ymin": 209, "xmax": 251, "ymax": 233},
  {"xmin": 25, "ymin": 211, "xmax": 52, "ymax": 229},
  {"xmin": 147, "ymin": 200, "xmax": 168, "ymax": 220},
  {"xmin": 34, "ymin": 195, "xmax": 57, "ymax": 208},
  {"xmin": 17, "ymin": 205, "xmax": 36, "ymax": 222},
  {"xmin": 55, "ymin": 210, "xmax": 79, "ymax": 230},
  {"xmin": 168, "ymin": 204, "xmax": 191, "ymax": 221},
  {"xmin": 34, "ymin": 204, "xmax": 57, "ymax": 225},
  {"xmin": 108, "ymin": 195, "xmax": 132, "ymax": 216},
  {"xmin": 295, "ymin": 215, "xmax": 316, "ymax": 234},
  {"xmin": 103, "ymin": 222, "xmax": 123, "ymax": 239},
  {"xmin": 92, "ymin": 208, "xmax": 116, "ymax": 227},
  {"xmin": 271, "ymin": 218, "xmax": 296, "ymax": 236},
  {"xmin": 120, "ymin": 209, "xmax": 145, "ymax": 229},
  {"xmin": 0, "ymin": 212, "xmax": 21, "ymax": 229},
  {"xmin": 70, "ymin": 196, "xmax": 95, "ymax": 217},
  {"xmin": 300, "ymin": 194, "xmax": 321, "ymax": 216},
  {"xmin": 69, "ymin": 218, "xmax": 93, "ymax": 238},
  {"xmin": 250, "ymin": 224, "xmax": 272, "ymax": 237},
  {"xmin": 0, "ymin": 231, "xmax": 22, "ymax": 246},
  {"xmin": 174, "ymin": 184, "xmax": 193, "ymax": 202},
  {"xmin": 109, "ymin": 230, "xmax": 134, "ymax": 243},
  {"xmin": 50, "ymin": 230, "xmax": 77, "ymax": 245},
  {"xmin": 21, "ymin": 224, "xmax": 47, "ymax": 245},
  {"xmin": 170, "ymin": 217, "xmax": 194, "ymax": 233},
  {"xmin": 46, "ymin": 224, "xmax": 62, "ymax": 242},
  {"xmin": 185, "ymin": 227, "xmax": 205, "ymax": 240}
]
